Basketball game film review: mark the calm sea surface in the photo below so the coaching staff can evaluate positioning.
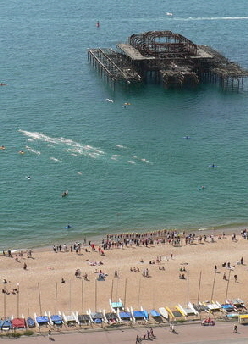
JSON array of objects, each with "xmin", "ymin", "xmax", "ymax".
[{"xmin": 0, "ymin": 0, "xmax": 248, "ymax": 249}]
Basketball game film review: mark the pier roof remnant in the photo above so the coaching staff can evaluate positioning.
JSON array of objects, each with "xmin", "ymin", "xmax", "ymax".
[{"xmin": 88, "ymin": 30, "xmax": 248, "ymax": 89}]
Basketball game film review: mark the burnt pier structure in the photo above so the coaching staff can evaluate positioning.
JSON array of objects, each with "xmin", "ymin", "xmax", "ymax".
[{"xmin": 88, "ymin": 30, "xmax": 248, "ymax": 89}]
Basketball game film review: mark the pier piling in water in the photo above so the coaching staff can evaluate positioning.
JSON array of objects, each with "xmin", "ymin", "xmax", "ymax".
[{"xmin": 88, "ymin": 30, "xmax": 248, "ymax": 90}]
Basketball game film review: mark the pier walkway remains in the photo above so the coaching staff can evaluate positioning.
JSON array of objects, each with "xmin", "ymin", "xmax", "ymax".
[{"xmin": 88, "ymin": 31, "xmax": 248, "ymax": 89}]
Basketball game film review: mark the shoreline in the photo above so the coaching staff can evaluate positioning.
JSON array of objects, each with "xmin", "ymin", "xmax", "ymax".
[{"xmin": 4, "ymin": 223, "xmax": 247, "ymax": 253}]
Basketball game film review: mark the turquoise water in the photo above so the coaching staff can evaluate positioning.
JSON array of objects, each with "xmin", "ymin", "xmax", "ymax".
[{"xmin": 1, "ymin": 0, "xmax": 248, "ymax": 249}]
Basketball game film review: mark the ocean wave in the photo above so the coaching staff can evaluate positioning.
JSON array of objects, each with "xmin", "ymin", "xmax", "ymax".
[
  {"xmin": 25, "ymin": 145, "xmax": 41, "ymax": 155},
  {"xmin": 50, "ymin": 157, "xmax": 61, "ymax": 162},
  {"xmin": 18, "ymin": 129, "xmax": 106, "ymax": 159},
  {"xmin": 173, "ymin": 16, "xmax": 248, "ymax": 21}
]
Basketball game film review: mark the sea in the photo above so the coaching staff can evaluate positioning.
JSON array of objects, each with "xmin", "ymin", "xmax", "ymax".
[{"xmin": 0, "ymin": 0, "xmax": 248, "ymax": 249}]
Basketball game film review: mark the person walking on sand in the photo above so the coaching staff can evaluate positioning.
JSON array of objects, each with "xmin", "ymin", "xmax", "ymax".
[{"xmin": 233, "ymin": 324, "xmax": 237, "ymax": 333}]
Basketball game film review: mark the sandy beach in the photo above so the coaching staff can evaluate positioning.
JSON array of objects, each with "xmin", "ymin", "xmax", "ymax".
[{"xmin": 1, "ymin": 229, "xmax": 248, "ymax": 320}]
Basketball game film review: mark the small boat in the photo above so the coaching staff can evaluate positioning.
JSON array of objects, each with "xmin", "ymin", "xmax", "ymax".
[
  {"xmin": 90, "ymin": 311, "xmax": 104, "ymax": 323},
  {"xmin": 159, "ymin": 307, "xmax": 169, "ymax": 320},
  {"xmin": 1, "ymin": 318, "xmax": 12, "ymax": 330},
  {"xmin": 105, "ymin": 312, "xmax": 118, "ymax": 323},
  {"xmin": 50, "ymin": 314, "xmax": 63, "ymax": 326},
  {"xmin": 118, "ymin": 310, "xmax": 132, "ymax": 322},
  {"xmin": 78, "ymin": 314, "xmax": 91, "ymax": 325},
  {"xmin": 12, "ymin": 317, "xmax": 26, "ymax": 329},
  {"xmin": 27, "ymin": 317, "xmax": 35, "ymax": 328}
]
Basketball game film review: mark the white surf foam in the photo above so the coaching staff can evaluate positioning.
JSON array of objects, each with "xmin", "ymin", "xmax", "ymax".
[{"xmin": 19, "ymin": 129, "xmax": 106, "ymax": 159}]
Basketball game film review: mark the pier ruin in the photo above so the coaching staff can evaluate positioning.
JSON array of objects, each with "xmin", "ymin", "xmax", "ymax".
[{"xmin": 88, "ymin": 30, "xmax": 248, "ymax": 89}]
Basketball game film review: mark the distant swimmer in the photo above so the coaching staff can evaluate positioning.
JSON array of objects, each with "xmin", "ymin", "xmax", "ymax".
[
  {"xmin": 210, "ymin": 163, "xmax": 217, "ymax": 168},
  {"xmin": 0, "ymin": 83, "xmax": 7, "ymax": 86},
  {"xmin": 19, "ymin": 150, "xmax": 25, "ymax": 154},
  {"xmin": 0, "ymin": 145, "xmax": 5, "ymax": 150},
  {"xmin": 199, "ymin": 185, "xmax": 205, "ymax": 190},
  {"xmin": 96, "ymin": 21, "xmax": 100, "ymax": 27},
  {"xmin": 26, "ymin": 176, "xmax": 31, "ymax": 180},
  {"xmin": 66, "ymin": 224, "xmax": 72, "ymax": 229},
  {"xmin": 61, "ymin": 190, "xmax": 68, "ymax": 197},
  {"xmin": 183, "ymin": 136, "xmax": 191, "ymax": 139},
  {"xmin": 123, "ymin": 102, "xmax": 131, "ymax": 108}
]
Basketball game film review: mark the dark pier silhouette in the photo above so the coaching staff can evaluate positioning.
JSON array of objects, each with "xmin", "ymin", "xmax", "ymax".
[{"xmin": 88, "ymin": 30, "xmax": 248, "ymax": 90}]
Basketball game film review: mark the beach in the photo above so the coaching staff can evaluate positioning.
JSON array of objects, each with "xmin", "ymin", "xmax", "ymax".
[{"xmin": 1, "ymin": 230, "xmax": 248, "ymax": 322}]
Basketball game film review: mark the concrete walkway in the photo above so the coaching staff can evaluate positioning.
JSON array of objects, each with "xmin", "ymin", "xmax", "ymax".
[{"xmin": 1, "ymin": 322, "xmax": 248, "ymax": 343}]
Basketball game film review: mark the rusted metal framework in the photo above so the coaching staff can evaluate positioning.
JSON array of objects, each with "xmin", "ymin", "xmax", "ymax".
[
  {"xmin": 129, "ymin": 31, "xmax": 197, "ymax": 58},
  {"xmin": 88, "ymin": 30, "xmax": 248, "ymax": 89}
]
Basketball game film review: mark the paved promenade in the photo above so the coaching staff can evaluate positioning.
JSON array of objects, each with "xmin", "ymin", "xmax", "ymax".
[{"xmin": 1, "ymin": 322, "xmax": 248, "ymax": 344}]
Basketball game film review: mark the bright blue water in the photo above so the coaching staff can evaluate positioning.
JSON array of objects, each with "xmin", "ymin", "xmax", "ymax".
[{"xmin": 1, "ymin": 0, "xmax": 248, "ymax": 249}]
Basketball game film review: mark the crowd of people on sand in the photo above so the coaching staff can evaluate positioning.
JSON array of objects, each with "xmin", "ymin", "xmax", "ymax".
[
  {"xmin": 2, "ymin": 228, "xmax": 248, "ymax": 290},
  {"xmin": 101, "ymin": 229, "xmax": 235, "ymax": 249}
]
